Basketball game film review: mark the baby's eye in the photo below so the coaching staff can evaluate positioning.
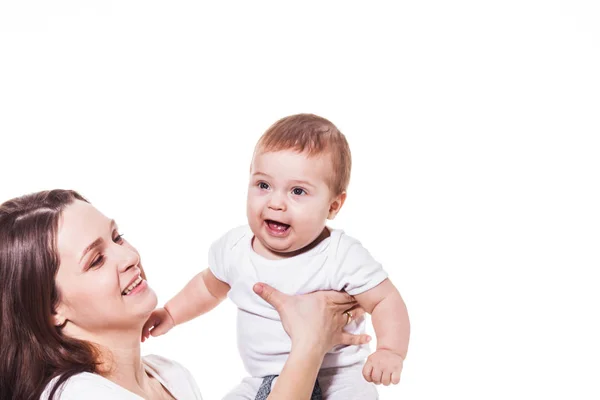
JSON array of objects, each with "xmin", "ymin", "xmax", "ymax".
[
  {"xmin": 258, "ymin": 182, "xmax": 270, "ymax": 190},
  {"xmin": 292, "ymin": 188, "xmax": 306, "ymax": 196}
]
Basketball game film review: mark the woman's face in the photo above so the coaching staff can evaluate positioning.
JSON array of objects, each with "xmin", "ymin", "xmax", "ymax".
[{"xmin": 54, "ymin": 200, "xmax": 157, "ymax": 336}]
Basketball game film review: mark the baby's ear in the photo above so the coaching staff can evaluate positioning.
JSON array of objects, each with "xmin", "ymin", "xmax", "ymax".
[{"xmin": 328, "ymin": 192, "xmax": 347, "ymax": 220}]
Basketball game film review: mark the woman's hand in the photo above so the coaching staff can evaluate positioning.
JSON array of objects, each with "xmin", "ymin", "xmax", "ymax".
[{"xmin": 253, "ymin": 283, "xmax": 370, "ymax": 356}]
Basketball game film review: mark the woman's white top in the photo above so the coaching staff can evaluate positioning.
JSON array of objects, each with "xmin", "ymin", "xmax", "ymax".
[{"xmin": 42, "ymin": 355, "xmax": 203, "ymax": 400}]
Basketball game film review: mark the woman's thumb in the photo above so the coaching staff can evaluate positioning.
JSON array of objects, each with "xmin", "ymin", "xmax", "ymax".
[{"xmin": 253, "ymin": 282, "xmax": 285, "ymax": 309}]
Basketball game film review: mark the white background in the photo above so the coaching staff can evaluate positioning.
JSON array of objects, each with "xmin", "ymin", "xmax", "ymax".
[{"xmin": 1, "ymin": 1, "xmax": 599, "ymax": 399}]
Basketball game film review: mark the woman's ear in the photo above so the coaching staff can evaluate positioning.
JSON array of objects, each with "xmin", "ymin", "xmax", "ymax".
[
  {"xmin": 328, "ymin": 192, "xmax": 347, "ymax": 220},
  {"xmin": 52, "ymin": 304, "xmax": 68, "ymax": 328},
  {"xmin": 52, "ymin": 315, "xmax": 66, "ymax": 328}
]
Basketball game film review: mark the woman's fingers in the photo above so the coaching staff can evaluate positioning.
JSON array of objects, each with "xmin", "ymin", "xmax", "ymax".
[
  {"xmin": 327, "ymin": 289, "xmax": 357, "ymax": 306},
  {"xmin": 345, "ymin": 306, "xmax": 366, "ymax": 321},
  {"xmin": 253, "ymin": 283, "xmax": 288, "ymax": 310},
  {"xmin": 340, "ymin": 332, "xmax": 372, "ymax": 346},
  {"xmin": 331, "ymin": 300, "xmax": 359, "ymax": 316},
  {"xmin": 252, "ymin": 286, "xmax": 369, "ymax": 356}
]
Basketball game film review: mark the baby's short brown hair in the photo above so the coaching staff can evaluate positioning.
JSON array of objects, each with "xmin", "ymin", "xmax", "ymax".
[{"xmin": 255, "ymin": 113, "xmax": 351, "ymax": 196}]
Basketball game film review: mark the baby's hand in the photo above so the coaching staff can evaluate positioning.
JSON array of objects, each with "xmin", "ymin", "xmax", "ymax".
[
  {"xmin": 362, "ymin": 349, "xmax": 404, "ymax": 386},
  {"xmin": 141, "ymin": 308, "xmax": 175, "ymax": 342}
]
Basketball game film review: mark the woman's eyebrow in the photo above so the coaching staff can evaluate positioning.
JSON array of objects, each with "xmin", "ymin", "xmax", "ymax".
[
  {"xmin": 79, "ymin": 237, "xmax": 103, "ymax": 262},
  {"xmin": 79, "ymin": 220, "xmax": 117, "ymax": 262}
]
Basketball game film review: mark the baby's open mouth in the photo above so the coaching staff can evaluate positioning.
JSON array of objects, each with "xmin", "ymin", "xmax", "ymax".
[{"xmin": 265, "ymin": 219, "xmax": 290, "ymax": 233}]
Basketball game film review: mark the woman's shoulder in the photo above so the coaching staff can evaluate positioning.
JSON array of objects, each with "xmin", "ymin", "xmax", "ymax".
[
  {"xmin": 143, "ymin": 354, "xmax": 190, "ymax": 373},
  {"xmin": 143, "ymin": 354, "xmax": 204, "ymax": 399},
  {"xmin": 41, "ymin": 356, "xmax": 202, "ymax": 400},
  {"xmin": 41, "ymin": 372, "xmax": 121, "ymax": 400}
]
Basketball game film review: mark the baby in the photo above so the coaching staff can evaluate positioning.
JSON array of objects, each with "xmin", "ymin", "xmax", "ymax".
[{"xmin": 144, "ymin": 114, "xmax": 410, "ymax": 399}]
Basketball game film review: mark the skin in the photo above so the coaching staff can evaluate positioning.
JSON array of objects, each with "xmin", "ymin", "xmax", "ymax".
[
  {"xmin": 147, "ymin": 148, "xmax": 410, "ymax": 388},
  {"xmin": 246, "ymin": 149, "xmax": 346, "ymax": 259},
  {"xmin": 354, "ymin": 280, "xmax": 410, "ymax": 385},
  {"xmin": 247, "ymin": 149, "xmax": 410, "ymax": 384},
  {"xmin": 252, "ymin": 283, "xmax": 370, "ymax": 400},
  {"xmin": 54, "ymin": 200, "xmax": 174, "ymax": 399},
  {"xmin": 145, "ymin": 279, "xmax": 370, "ymax": 400},
  {"xmin": 53, "ymin": 200, "xmax": 367, "ymax": 399}
]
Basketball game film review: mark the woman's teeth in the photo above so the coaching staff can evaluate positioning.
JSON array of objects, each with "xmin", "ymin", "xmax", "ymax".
[{"xmin": 122, "ymin": 276, "xmax": 143, "ymax": 295}]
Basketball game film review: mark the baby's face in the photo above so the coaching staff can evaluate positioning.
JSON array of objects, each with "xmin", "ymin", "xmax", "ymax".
[{"xmin": 247, "ymin": 149, "xmax": 340, "ymax": 257}]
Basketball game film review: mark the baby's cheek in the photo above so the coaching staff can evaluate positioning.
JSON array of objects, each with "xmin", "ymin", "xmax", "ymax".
[{"xmin": 298, "ymin": 213, "xmax": 322, "ymax": 231}]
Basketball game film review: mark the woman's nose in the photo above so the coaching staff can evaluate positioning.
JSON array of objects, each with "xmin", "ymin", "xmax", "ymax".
[{"xmin": 115, "ymin": 245, "xmax": 140, "ymax": 273}]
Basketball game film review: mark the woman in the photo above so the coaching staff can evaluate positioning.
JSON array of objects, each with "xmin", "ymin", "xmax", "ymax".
[{"xmin": 0, "ymin": 190, "xmax": 367, "ymax": 400}]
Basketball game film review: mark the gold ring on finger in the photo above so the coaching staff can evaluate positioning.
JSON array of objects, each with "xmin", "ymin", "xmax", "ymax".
[{"xmin": 344, "ymin": 310, "xmax": 353, "ymax": 325}]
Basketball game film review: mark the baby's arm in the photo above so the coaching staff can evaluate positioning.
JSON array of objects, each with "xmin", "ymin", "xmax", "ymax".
[
  {"xmin": 354, "ymin": 278, "xmax": 410, "ymax": 385},
  {"xmin": 142, "ymin": 268, "xmax": 230, "ymax": 339},
  {"xmin": 166, "ymin": 268, "xmax": 230, "ymax": 324}
]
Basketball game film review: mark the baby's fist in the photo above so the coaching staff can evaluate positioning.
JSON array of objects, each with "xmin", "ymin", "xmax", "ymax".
[
  {"xmin": 363, "ymin": 349, "xmax": 404, "ymax": 386},
  {"xmin": 142, "ymin": 308, "xmax": 175, "ymax": 342}
]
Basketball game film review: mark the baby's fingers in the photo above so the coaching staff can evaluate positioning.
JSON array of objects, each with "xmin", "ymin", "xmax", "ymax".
[
  {"xmin": 362, "ymin": 361, "xmax": 373, "ymax": 382},
  {"xmin": 150, "ymin": 321, "xmax": 168, "ymax": 337},
  {"xmin": 372, "ymin": 367, "xmax": 383, "ymax": 385},
  {"xmin": 141, "ymin": 319, "xmax": 155, "ymax": 342},
  {"xmin": 340, "ymin": 332, "xmax": 371, "ymax": 346},
  {"xmin": 391, "ymin": 371, "xmax": 401, "ymax": 385},
  {"xmin": 381, "ymin": 370, "xmax": 392, "ymax": 386}
]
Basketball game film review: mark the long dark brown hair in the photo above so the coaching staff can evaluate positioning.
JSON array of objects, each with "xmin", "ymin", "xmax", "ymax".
[{"xmin": 0, "ymin": 190, "xmax": 102, "ymax": 400}]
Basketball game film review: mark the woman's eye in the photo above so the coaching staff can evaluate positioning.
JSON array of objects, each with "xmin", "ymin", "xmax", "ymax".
[
  {"xmin": 90, "ymin": 255, "xmax": 105, "ymax": 269},
  {"xmin": 292, "ymin": 188, "xmax": 306, "ymax": 196},
  {"xmin": 113, "ymin": 233, "xmax": 125, "ymax": 244},
  {"xmin": 258, "ymin": 182, "xmax": 269, "ymax": 190}
]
